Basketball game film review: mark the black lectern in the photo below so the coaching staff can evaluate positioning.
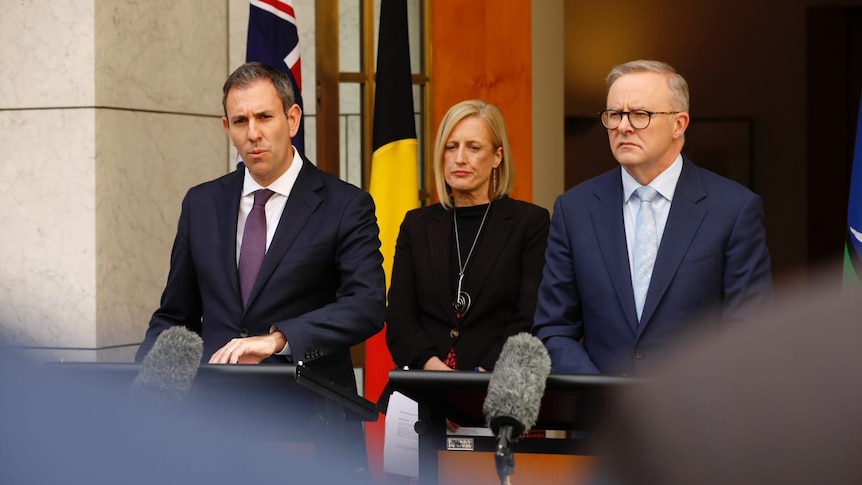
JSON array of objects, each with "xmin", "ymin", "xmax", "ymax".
[
  {"xmin": 24, "ymin": 362, "xmax": 376, "ymax": 482},
  {"xmin": 44, "ymin": 362, "xmax": 377, "ymax": 463},
  {"xmin": 388, "ymin": 370, "xmax": 633, "ymax": 485}
]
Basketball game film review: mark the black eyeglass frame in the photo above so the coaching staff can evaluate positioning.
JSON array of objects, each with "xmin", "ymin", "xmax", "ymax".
[{"xmin": 599, "ymin": 109, "xmax": 681, "ymax": 130}]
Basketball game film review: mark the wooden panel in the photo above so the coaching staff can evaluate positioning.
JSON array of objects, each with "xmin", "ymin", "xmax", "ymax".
[
  {"xmin": 430, "ymin": 0, "xmax": 533, "ymax": 202},
  {"xmin": 315, "ymin": 0, "xmax": 340, "ymax": 176},
  {"xmin": 438, "ymin": 451, "xmax": 597, "ymax": 485}
]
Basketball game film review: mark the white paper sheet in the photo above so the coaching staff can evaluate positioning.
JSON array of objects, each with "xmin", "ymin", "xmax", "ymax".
[{"xmin": 383, "ymin": 391, "xmax": 420, "ymax": 477}]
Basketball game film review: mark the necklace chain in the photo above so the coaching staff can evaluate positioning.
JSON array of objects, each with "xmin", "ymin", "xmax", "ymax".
[{"xmin": 453, "ymin": 202, "xmax": 491, "ymax": 316}]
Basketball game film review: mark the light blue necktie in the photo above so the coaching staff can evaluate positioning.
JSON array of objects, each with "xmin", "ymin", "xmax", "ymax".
[{"xmin": 633, "ymin": 186, "xmax": 660, "ymax": 320}]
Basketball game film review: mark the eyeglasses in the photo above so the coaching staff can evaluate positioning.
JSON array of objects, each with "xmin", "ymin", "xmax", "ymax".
[{"xmin": 599, "ymin": 110, "xmax": 680, "ymax": 130}]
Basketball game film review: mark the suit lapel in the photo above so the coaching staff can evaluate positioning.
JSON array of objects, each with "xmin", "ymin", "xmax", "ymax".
[
  {"xmin": 247, "ymin": 158, "xmax": 323, "ymax": 310},
  {"xmin": 426, "ymin": 206, "xmax": 454, "ymax": 318},
  {"xmin": 589, "ymin": 170, "xmax": 639, "ymax": 334},
  {"xmin": 637, "ymin": 159, "xmax": 707, "ymax": 335},
  {"xmin": 215, "ymin": 169, "xmax": 245, "ymax": 304}
]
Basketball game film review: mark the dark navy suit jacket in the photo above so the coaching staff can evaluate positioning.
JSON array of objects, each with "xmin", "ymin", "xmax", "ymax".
[
  {"xmin": 136, "ymin": 158, "xmax": 385, "ymax": 391},
  {"xmin": 533, "ymin": 157, "xmax": 772, "ymax": 375}
]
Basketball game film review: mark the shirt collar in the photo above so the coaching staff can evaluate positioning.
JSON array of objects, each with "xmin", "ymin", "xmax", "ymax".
[
  {"xmin": 622, "ymin": 154, "xmax": 683, "ymax": 203},
  {"xmin": 241, "ymin": 147, "xmax": 303, "ymax": 197}
]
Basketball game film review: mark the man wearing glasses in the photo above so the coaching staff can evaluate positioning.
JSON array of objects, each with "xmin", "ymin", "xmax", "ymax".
[{"xmin": 533, "ymin": 60, "xmax": 773, "ymax": 375}]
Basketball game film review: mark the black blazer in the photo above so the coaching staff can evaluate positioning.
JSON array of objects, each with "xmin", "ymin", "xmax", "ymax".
[
  {"xmin": 136, "ymin": 158, "xmax": 386, "ymax": 390},
  {"xmin": 386, "ymin": 196, "xmax": 549, "ymax": 370}
]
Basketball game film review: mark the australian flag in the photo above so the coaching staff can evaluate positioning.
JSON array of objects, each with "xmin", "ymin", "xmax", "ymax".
[
  {"xmin": 846, "ymin": 92, "xmax": 862, "ymax": 285},
  {"xmin": 246, "ymin": 0, "xmax": 305, "ymax": 156}
]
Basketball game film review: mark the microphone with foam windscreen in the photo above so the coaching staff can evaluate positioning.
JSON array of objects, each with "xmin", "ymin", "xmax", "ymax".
[
  {"xmin": 483, "ymin": 332, "xmax": 552, "ymax": 484},
  {"xmin": 131, "ymin": 326, "xmax": 203, "ymax": 411}
]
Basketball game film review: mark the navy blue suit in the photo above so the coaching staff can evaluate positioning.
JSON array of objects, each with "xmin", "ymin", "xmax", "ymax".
[
  {"xmin": 136, "ymin": 158, "xmax": 385, "ymax": 391},
  {"xmin": 533, "ymin": 157, "xmax": 772, "ymax": 375}
]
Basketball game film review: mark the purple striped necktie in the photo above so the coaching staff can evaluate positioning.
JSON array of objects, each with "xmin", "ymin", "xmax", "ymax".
[{"xmin": 238, "ymin": 189, "xmax": 275, "ymax": 307}]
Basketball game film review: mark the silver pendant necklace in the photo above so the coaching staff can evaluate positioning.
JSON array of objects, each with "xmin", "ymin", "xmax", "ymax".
[{"xmin": 453, "ymin": 202, "xmax": 491, "ymax": 318}]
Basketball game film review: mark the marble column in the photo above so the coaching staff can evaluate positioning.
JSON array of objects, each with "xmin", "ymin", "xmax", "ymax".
[{"xmin": 0, "ymin": 1, "xmax": 229, "ymax": 362}]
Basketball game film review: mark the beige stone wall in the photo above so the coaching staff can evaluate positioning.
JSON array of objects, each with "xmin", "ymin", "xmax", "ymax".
[{"xmin": 0, "ymin": 0, "xmax": 229, "ymax": 362}]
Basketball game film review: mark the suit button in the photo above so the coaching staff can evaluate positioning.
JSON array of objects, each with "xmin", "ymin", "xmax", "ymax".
[
  {"xmin": 239, "ymin": 328, "xmax": 249, "ymax": 338},
  {"xmin": 634, "ymin": 348, "xmax": 645, "ymax": 359},
  {"xmin": 449, "ymin": 329, "xmax": 459, "ymax": 339}
]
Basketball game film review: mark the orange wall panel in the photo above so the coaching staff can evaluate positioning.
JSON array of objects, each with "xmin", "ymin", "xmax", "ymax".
[{"xmin": 430, "ymin": 0, "xmax": 533, "ymax": 202}]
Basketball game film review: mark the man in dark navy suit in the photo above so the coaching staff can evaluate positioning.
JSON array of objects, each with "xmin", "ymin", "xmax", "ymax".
[
  {"xmin": 533, "ymin": 60, "xmax": 772, "ymax": 375},
  {"xmin": 137, "ymin": 63, "xmax": 384, "ymax": 390},
  {"xmin": 135, "ymin": 63, "xmax": 383, "ymax": 477}
]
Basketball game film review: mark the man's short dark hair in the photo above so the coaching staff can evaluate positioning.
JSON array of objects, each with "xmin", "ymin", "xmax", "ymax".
[{"xmin": 222, "ymin": 62, "xmax": 296, "ymax": 116}]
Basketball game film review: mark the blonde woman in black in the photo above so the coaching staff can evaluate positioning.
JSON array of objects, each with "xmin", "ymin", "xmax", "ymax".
[{"xmin": 386, "ymin": 99, "xmax": 549, "ymax": 372}]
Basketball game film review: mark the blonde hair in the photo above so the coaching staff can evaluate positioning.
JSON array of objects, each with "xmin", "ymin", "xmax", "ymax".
[{"xmin": 433, "ymin": 100, "xmax": 514, "ymax": 209}]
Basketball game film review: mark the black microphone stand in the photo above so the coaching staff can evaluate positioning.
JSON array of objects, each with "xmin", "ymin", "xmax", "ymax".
[{"xmin": 491, "ymin": 416, "xmax": 525, "ymax": 485}]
